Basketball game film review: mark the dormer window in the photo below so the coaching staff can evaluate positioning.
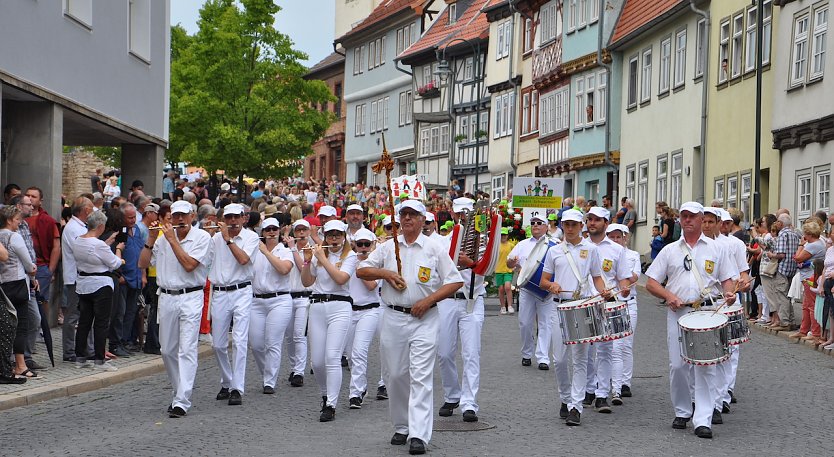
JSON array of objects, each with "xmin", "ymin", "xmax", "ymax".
[{"xmin": 449, "ymin": 3, "xmax": 457, "ymax": 24}]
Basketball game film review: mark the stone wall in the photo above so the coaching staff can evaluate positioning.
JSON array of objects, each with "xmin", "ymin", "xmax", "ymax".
[{"xmin": 62, "ymin": 150, "xmax": 108, "ymax": 200}]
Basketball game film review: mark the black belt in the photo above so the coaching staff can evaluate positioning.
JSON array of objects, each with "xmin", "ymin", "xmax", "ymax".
[
  {"xmin": 254, "ymin": 291, "xmax": 291, "ymax": 299},
  {"xmin": 352, "ymin": 302, "xmax": 380, "ymax": 311},
  {"xmin": 310, "ymin": 294, "xmax": 353, "ymax": 304},
  {"xmin": 291, "ymin": 291, "xmax": 311, "ymax": 298},
  {"xmin": 212, "ymin": 281, "xmax": 251, "ymax": 292},
  {"xmin": 452, "ymin": 293, "xmax": 484, "ymax": 300},
  {"xmin": 79, "ymin": 271, "xmax": 113, "ymax": 277},
  {"xmin": 159, "ymin": 286, "xmax": 203, "ymax": 296},
  {"xmin": 387, "ymin": 303, "xmax": 437, "ymax": 314}
]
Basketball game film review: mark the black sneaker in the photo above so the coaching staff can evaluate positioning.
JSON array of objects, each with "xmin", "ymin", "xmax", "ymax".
[
  {"xmin": 288, "ymin": 372, "xmax": 294, "ymax": 383},
  {"xmin": 594, "ymin": 397, "xmax": 612, "ymax": 413},
  {"xmin": 290, "ymin": 374, "xmax": 304, "ymax": 387},
  {"xmin": 62, "ymin": 355, "xmax": 77, "ymax": 363},
  {"xmin": 341, "ymin": 355, "xmax": 349, "ymax": 368},
  {"xmin": 319, "ymin": 405, "xmax": 335, "ymax": 422},
  {"xmin": 728, "ymin": 390, "xmax": 737, "ymax": 404},
  {"xmin": 611, "ymin": 393, "xmax": 623, "ymax": 406},
  {"xmin": 110, "ymin": 346, "xmax": 131, "ymax": 358},
  {"xmin": 228, "ymin": 389, "xmax": 242, "ymax": 405},
  {"xmin": 538, "ymin": 362, "xmax": 549, "ymax": 370},
  {"xmin": 439, "ymin": 401, "xmax": 459, "ymax": 417},
  {"xmin": 216, "ymin": 387, "xmax": 230, "ymax": 400},
  {"xmin": 694, "ymin": 426, "xmax": 713, "ymax": 439},
  {"xmin": 25, "ymin": 360, "xmax": 47, "ymax": 370},
  {"xmin": 559, "ymin": 403, "xmax": 569, "ymax": 419},
  {"xmin": 263, "ymin": 385, "xmax": 275, "ymax": 394},
  {"xmin": 169, "ymin": 406, "xmax": 186, "ymax": 418},
  {"xmin": 582, "ymin": 392, "xmax": 595, "ymax": 407},
  {"xmin": 376, "ymin": 385, "xmax": 388, "ymax": 400},
  {"xmin": 462, "ymin": 410, "xmax": 478, "ymax": 422},
  {"xmin": 349, "ymin": 397, "xmax": 362, "ymax": 409},
  {"xmin": 672, "ymin": 416, "xmax": 690, "ymax": 429},
  {"xmin": 565, "ymin": 408, "xmax": 581, "ymax": 426},
  {"xmin": 409, "ymin": 438, "xmax": 426, "ymax": 455},
  {"xmin": 721, "ymin": 401, "xmax": 730, "ymax": 414},
  {"xmin": 711, "ymin": 409, "xmax": 722, "ymax": 424},
  {"xmin": 390, "ymin": 432, "xmax": 408, "ymax": 445},
  {"xmin": 521, "ymin": 358, "xmax": 532, "ymax": 366},
  {"xmin": 621, "ymin": 385, "xmax": 632, "ymax": 397}
]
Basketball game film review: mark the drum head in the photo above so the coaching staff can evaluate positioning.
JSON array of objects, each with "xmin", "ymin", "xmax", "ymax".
[
  {"xmin": 721, "ymin": 304, "xmax": 744, "ymax": 315},
  {"xmin": 516, "ymin": 238, "xmax": 550, "ymax": 287},
  {"xmin": 678, "ymin": 311, "xmax": 728, "ymax": 331},
  {"xmin": 558, "ymin": 297, "xmax": 603, "ymax": 310}
]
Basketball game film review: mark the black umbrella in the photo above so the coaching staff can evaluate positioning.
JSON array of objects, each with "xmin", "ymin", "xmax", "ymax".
[{"xmin": 35, "ymin": 299, "xmax": 55, "ymax": 367}]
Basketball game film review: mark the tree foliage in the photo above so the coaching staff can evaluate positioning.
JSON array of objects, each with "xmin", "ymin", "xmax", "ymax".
[{"xmin": 169, "ymin": 0, "xmax": 334, "ymax": 178}]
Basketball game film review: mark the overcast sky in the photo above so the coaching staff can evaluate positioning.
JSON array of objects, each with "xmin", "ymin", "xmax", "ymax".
[{"xmin": 170, "ymin": 0, "xmax": 336, "ymax": 67}]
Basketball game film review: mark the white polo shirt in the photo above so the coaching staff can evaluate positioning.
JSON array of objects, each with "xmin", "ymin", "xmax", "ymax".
[
  {"xmin": 61, "ymin": 216, "xmax": 87, "ymax": 285},
  {"xmin": 252, "ymin": 244, "xmax": 293, "ymax": 294},
  {"xmin": 646, "ymin": 235, "xmax": 737, "ymax": 303},
  {"xmin": 208, "ymin": 229, "xmax": 260, "ymax": 286},
  {"xmin": 310, "ymin": 247, "xmax": 358, "ymax": 295},
  {"xmin": 589, "ymin": 236, "xmax": 632, "ymax": 292},
  {"xmin": 359, "ymin": 233, "xmax": 462, "ymax": 309},
  {"xmin": 507, "ymin": 235, "xmax": 546, "ymax": 268},
  {"xmin": 151, "ymin": 226, "xmax": 212, "ymax": 290},
  {"xmin": 541, "ymin": 237, "xmax": 603, "ymax": 300},
  {"xmin": 624, "ymin": 248, "xmax": 642, "ymax": 301},
  {"xmin": 349, "ymin": 268, "xmax": 381, "ymax": 306}
]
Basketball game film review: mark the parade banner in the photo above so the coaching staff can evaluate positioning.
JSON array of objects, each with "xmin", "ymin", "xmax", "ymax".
[
  {"xmin": 512, "ymin": 177, "xmax": 565, "ymax": 227},
  {"xmin": 391, "ymin": 174, "xmax": 427, "ymax": 201}
]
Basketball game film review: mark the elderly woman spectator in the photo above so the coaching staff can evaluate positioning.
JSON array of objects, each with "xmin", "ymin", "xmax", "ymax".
[
  {"xmin": 0, "ymin": 206, "xmax": 37, "ymax": 379},
  {"xmin": 0, "ymin": 239, "xmax": 21, "ymax": 383},
  {"xmin": 789, "ymin": 218, "xmax": 828, "ymax": 341},
  {"xmin": 749, "ymin": 215, "xmax": 777, "ymax": 323},
  {"xmin": 818, "ymin": 228, "xmax": 834, "ymax": 349},
  {"xmin": 73, "ymin": 210, "xmax": 124, "ymax": 371}
]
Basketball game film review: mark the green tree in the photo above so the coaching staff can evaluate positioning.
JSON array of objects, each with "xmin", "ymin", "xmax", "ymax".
[{"xmin": 170, "ymin": 0, "xmax": 334, "ymax": 178}]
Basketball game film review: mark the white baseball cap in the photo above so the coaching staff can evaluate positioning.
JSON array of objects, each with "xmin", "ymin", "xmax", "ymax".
[
  {"xmin": 292, "ymin": 219, "xmax": 311, "ymax": 230},
  {"xmin": 703, "ymin": 207, "xmax": 721, "ymax": 218},
  {"xmin": 323, "ymin": 220, "xmax": 347, "ymax": 233},
  {"xmin": 452, "ymin": 197, "xmax": 475, "ymax": 213},
  {"xmin": 561, "ymin": 209, "xmax": 585, "ymax": 223},
  {"xmin": 353, "ymin": 228, "xmax": 376, "ymax": 242},
  {"xmin": 399, "ymin": 200, "xmax": 426, "ymax": 216},
  {"xmin": 143, "ymin": 203, "xmax": 160, "ymax": 214},
  {"xmin": 588, "ymin": 207, "xmax": 610, "ymax": 221},
  {"xmin": 425, "ymin": 212, "xmax": 435, "ymax": 222},
  {"xmin": 530, "ymin": 212, "xmax": 547, "ymax": 222},
  {"xmin": 382, "ymin": 215, "xmax": 392, "ymax": 226},
  {"xmin": 223, "ymin": 203, "xmax": 245, "ymax": 215},
  {"xmin": 262, "ymin": 218, "xmax": 279, "ymax": 229},
  {"xmin": 719, "ymin": 209, "xmax": 733, "ymax": 222},
  {"xmin": 606, "ymin": 223, "xmax": 629, "ymax": 234},
  {"xmin": 171, "ymin": 200, "xmax": 193, "ymax": 214},
  {"xmin": 679, "ymin": 201, "xmax": 704, "ymax": 215},
  {"xmin": 346, "ymin": 204, "xmax": 363, "ymax": 213},
  {"xmin": 317, "ymin": 205, "xmax": 337, "ymax": 217}
]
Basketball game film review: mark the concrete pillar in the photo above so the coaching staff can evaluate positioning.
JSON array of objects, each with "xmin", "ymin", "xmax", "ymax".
[
  {"xmin": 121, "ymin": 143, "xmax": 164, "ymax": 199},
  {"xmin": 5, "ymin": 101, "xmax": 63, "ymax": 218}
]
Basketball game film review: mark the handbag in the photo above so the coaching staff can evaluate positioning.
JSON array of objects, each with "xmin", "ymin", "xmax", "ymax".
[
  {"xmin": 759, "ymin": 255, "xmax": 778, "ymax": 277},
  {"xmin": 0, "ymin": 284, "xmax": 17, "ymax": 324}
]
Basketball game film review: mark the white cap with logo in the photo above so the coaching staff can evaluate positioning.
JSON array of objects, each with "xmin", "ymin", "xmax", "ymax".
[{"xmin": 588, "ymin": 207, "xmax": 610, "ymax": 221}]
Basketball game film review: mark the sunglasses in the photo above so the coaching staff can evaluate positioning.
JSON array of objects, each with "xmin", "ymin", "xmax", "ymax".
[
  {"xmin": 424, "ymin": 220, "xmax": 433, "ymax": 225},
  {"xmin": 384, "ymin": 225, "xmax": 393, "ymax": 230},
  {"xmin": 683, "ymin": 256, "xmax": 692, "ymax": 272},
  {"xmin": 530, "ymin": 221, "xmax": 546, "ymax": 226},
  {"xmin": 355, "ymin": 241, "xmax": 372, "ymax": 248},
  {"xmin": 262, "ymin": 226, "xmax": 279, "ymax": 232}
]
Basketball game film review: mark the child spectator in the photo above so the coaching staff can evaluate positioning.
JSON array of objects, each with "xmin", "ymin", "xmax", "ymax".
[{"xmin": 650, "ymin": 225, "xmax": 664, "ymax": 260}]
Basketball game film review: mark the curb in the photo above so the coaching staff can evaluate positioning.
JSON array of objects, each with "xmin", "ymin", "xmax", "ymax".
[
  {"xmin": 749, "ymin": 321, "xmax": 834, "ymax": 357},
  {"xmin": 0, "ymin": 344, "xmax": 214, "ymax": 412}
]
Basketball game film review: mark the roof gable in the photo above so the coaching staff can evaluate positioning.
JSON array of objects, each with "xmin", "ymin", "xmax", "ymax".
[
  {"xmin": 610, "ymin": 0, "xmax": 685, "ymax": 46},
  {"xmin": 335, "ymin": 0, "xmax": 425, "ymax": 44},
  {"xmin": 397, "ymin": 0, "xmax": 491, "ymax": 63}
]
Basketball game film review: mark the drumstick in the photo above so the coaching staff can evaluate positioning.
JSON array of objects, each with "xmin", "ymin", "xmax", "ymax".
[{"xmin": 710, "ymin": 283, "xmax": 742, "ymax": 316}]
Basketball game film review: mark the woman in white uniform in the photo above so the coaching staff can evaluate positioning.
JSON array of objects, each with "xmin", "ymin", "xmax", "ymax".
[
  {"xmin": 301, "ymin": 220, "xmax": 358, "ymax": 422},
  {"xmin": 249, "ymin": 218, "xmax": 294, "ymax": 394}
]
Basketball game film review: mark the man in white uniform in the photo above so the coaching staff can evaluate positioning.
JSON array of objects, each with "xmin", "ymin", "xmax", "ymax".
[
  {"xmin": 357, "ymin": 200, "xmax": 463, "ymax": 455},
  {"xmin": 345, "ymin": 204, "xmax": 366, "ymax": 243},
  {"xmin": 646, "ymin": 202, "xmax": 738, "ymax": 439},
  {"xmin": 209, "ymin": 203, "xmax": 260, "ymax": 405},
  {"xmin": 539, "ymin": 209, "xmax": 616, "ymax": 426},
  {"xmin": 506, "ymin": 213, "xmax": 554, "ymax": 369},
  {"xmin": 139, "ymin": 200, "xmax": 211, "ymax": 418},
  {"xmin": 606, "ymin": 224, "xmax": 641, "ymax": 404}
]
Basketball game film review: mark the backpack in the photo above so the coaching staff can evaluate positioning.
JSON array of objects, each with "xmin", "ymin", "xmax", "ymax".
[{"xmin": 671, "ymin": 220, "xmax": 682, "ymax": 242}]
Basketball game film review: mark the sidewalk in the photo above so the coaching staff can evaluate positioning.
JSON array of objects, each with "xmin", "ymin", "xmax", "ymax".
[{"xmin": 0, "ymin": 327, "xmax": 213, "ymax": 412}]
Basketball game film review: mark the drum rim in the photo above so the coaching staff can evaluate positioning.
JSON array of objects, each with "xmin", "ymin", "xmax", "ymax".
[
  {"xmin": 682, "ymin": 354, "xmax": 731, "ymax": 365},
  {"xmin": 558, "ymin": 297, "xmax": 604, "ymax": 310},
  {"xmin": 604, "ymin": 302, "xmax": 628, "ymax": 311}
]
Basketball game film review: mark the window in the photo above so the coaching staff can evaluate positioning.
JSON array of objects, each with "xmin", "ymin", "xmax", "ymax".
[
  {"xmin": 370, "ymin": 101, "xmax": 377, "ymax": 133},
  {"xmin": 354, "ymin": 104, "xmax": 366, "ymax": 136},
  {"xmin": 496, "ymin": 20, "xmax": 512, "ymax": 59},
  {"xmin": 695, "ymin": 19, "xmax": 706, "ymax": 78},
  {"xmin": 480, "ymin": 112, "xmax": 489, "ymax": 139},
  {"xmin": 659, "ymin": 37, "xmax": 672, "ymax": 94},
  {"xmin": 714, "ymin": 178, "xmax": 725, "ymax": 206},
  {"xmin": 522, "ymin": 93, "xmax": 531, "ymax": 135},
  {"xmin": 745, "ymin": 6, "xmax": 758, "ymax": 73},
  {"xmin": 382, "ymin": 96, "xmax": 389, "ymax": 131},
  {"xmin": 449, "ymin": 2, "xmax": 457, "ymax": 24},
  {"xmin": 597, "ymin": 70, "xmax": 607, "ymax": 123},
  {"xmin": 763, "ymin": 0, "xmax": 773, "ymax": 65},
  {"xmin": 671, "ymin": 152, "xmax": 683, "ymax": 209},
  {"xmin": 369, "ymin": 40, "xmax": 376, "ymax": 70},
  {"xmin": 798, "ymin": 174, "xmax": 812, "ymax": 217},
  {"xmin": 568, "ymin": 0, "xmax": 577, "ymax": 32},
  {"xmin": 396, "ymin": 24, "xmax": 415, "ymax": 55},
  {"xmin": 494, "ymin": 92, "xmax": 514, "ymax": 138},
  {"xmin": 625, "ymin": 165, "xmax": 636, "ymax": 204},
  {"xmin": 638, "ymin": 162, "xmax": 649, "ymax": 220},
  {"xmin": 459, "ymin": 116, "xmax": 469, "ymax": 142},
  {"xmin": 540, "ymin": 2, "xmax": 559, "ymax": 43},
  {"xmin": 464, "ymin": 57, "xmax": 474, "ymax": 81},
  {"xmin": 674, "ymin": 29, "xmax": 686, "ymax": 88},
  {"xmin": 719, "ymin": 19, "xmax": 730, "ymax": 83},
  {"xmin": 818, "ymin": 170, "xmax": 831, "ymax": 212},
  {"xmin": 353, "ymin": 47, "xmax": 362, "ymax": 74},
  {"xmin": 585, "ymin": 73, "xmax": 595, "ymax": 126},
  {"xmin": 539, "ymin": 86, "xmax": 569, "ymax": 135},
  {"xmin": 727, "ymin": 175, "xmax": 738, "ymax": 208},
  {"xmin": 574, "ymin": 77, "xmax": 585, "ymax": 129},
  {"xmin": 503, "ymin": 19, "xmax": 513, "ymax": 56},
  {"xmin": 128, "ymin": 0, "xmax": 151, "ymax": 61},
  {"xmin": 578, "ymin": 0, "xmax": 588, "ymax": 28},
  {"xmin": 440, "ymin": 124, "xmax": 450, "ymax": 154},
  {"xmin": 494, "ymin": 96, "xmax": 503, "ymax": 139},
  {"xmin": 398, "ymin": 91, "xmax": 412, "ymax": 126},
  {"xmin": 530, "ymin": 90, "xmax": 539, "ymax": 132},
  {"xmin": 524, "ymin": 19, "xmax": 534, "ymax": 53},
  {"xmin": 640, "ymin": 48, "xmax": 652, "ymax": 103},
  {"xmin": 492, "ymin": 175, "xmax": 507, "ymax": 201},
  {"xmin": 657, "ymin": 155, "xmax": 668, "ymax": 203},
  {"xmin": 470, "ymin": 114, "xmax": 478, "ymax": 142},
  {"xmin": 791, "ymin": 14, "xmax": 810, "ymax": 86},
  {"xmin": 64, "ymin": 0, "xmax": 92, "ymax": 28},
  {"xmin": 367, "ymin": 37, "xmax": 384, "ymax": 70},
  {"xmin": 334, "ymin": 83, "xmax": 342, "ymax": 115},
  {"xmin": 430, "ymin": 126, "xmax": 440, "ymax": 155},
  {"xmin": 419, "ymin": 128, "xmax": 430, "ymax": 156},
  {"xmin": 741, "ymin": 173, "xmax": 752, "ymax": 220},
  {"xmin": 627, "ymin": 56, "xmax": 638, "ymax": 108},
  {"xmin": 591, "ymin": 0, "xmax": 599, "ymax": 23},
  {"xmin": 731, "ymin": 14, "xmax": 744, "ymax": 78},
  {"xmin": 811, "ymin": 6, "xmax": 828, "ymax": 80}
]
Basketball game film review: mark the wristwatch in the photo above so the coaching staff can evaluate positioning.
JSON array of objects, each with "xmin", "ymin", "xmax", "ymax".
[{"xmin": 226, "ymin": 239, "xmax": 234, "ymax": 246}]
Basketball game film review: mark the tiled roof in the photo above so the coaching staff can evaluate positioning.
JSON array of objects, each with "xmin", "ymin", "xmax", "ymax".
[
  {"xmin": 397, "ymin": 0, "xmax": 491, "ymax": 62},
  {"xmin": 335, "ymin": 0, "xmax": 423, "ymax": 43},
  {"xmin": 305, "ymin": 52, "xmax": 345, "ymax": 77},
  {"xmin": 610, "ymin": 0, "xmax": 684, "ymax": 46}
]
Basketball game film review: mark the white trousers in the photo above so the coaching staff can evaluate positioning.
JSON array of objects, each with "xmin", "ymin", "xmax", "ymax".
[
  {"xmin": 284, "ymin": 296, "xmax": 309, "ymax": 376},
  {"xmin": 159, "ymin": 290, "xmax": 202, "ymax": 411},
  {"xmin": 348, "ymin": 306, "xmax": 381, "ymax": 398},
  {"xmin": 249, "ymin": 295, "xmax": 293, "ymax": 388},
  {"xmin": 667, "ymin": 307, "xmax": 719, "ymax": 428},
  {"xmin": 518, "ymin": 290, "xmax": 552, "ymax": 364},
  {"xmin": 612, "ymin": 300, "xmax": 638, "ymax": 394},
  {"xmin": 380, "ymin": 306, "xmax": 439, "ymax": 445},
  {"xmin": 308, "ymin": 300, "xmax": 351, "ymax": 407},
  {"xmin": 585, "ymin": 344, "xmax": 597, "ymax": 394},
  {"xmin": 211, "ymin": 287, "xmax": 252, "ymax": 393},
  {"xmin": 551, "ymin": 304, "xmax": 590, "ymax": 413},
  {"xmin": 756, "ymin": 284, "xmax": 770, "ymax": 317},
  {"xmin": 437, "ymin": 296, "xmax": 484, "ymax": 413},
  {"xmin": 715, "ymin": 346, "xmax": 739, "ymax": 409}
]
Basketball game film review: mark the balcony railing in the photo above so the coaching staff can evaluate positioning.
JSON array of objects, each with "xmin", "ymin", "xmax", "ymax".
[
  {"xmin": 532, "ymin": 38, "xmax": 562, "ymax": 85},
  {"xmin": 454, "ymin": 144, "xmax": 489, "ymax": 168}
]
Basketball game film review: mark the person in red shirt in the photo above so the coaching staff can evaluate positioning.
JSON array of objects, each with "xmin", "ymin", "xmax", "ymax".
[{"xmin": 24, "ymin": 187, "xmax": 61, "ymax": 319}]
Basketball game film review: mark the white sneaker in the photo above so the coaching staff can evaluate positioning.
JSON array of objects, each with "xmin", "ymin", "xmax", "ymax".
[
  {"xmin": 93, "ymin": 361, "xmax": 118, "ymax": 372},
  {"xmin": 199, "ymin": 333, "xmax": 213, "ymax": 344},
  {"xmin": 500, "ymin": 308, "xmax": 508, "ymax": 315},
  {"xmin": 75, "ymin": 360, "xmax": 92, "ymax": 369},
  {"xmin": 508, "ymin": 306, "xmax": 515, "ymax": 314}
]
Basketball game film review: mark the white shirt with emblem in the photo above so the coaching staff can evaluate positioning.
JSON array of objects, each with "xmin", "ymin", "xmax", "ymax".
[
  {"xmin": 151, "ymin": 226, "xmax": 212, "ymax": 290},
  {"xmin": 252, "ymin": 244, "xmax": 293, "ymax": 294},
  {"xmin": 589, "ymin": 236, "xmax": 632, "ymax": 292},
  {"xmin": 718, "ymin": 233, "xmax": 750, "ymax": 276},
  {"xmin": 645, "ymin": 235, "xmax": 738, "ymax": 303},
  {"xmin": 541, "ymin": 237, "xmax": 603, "ymax": 300},
  {"xmin": 310, "ymin": 247, "xmax": 358, "ymax": 295},
  {"xmin": 208, "ymin": 229, "xmax": 260, "ymax": 286}
]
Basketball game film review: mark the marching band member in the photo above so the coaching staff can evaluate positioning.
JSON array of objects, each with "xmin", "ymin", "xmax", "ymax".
[
  {"xmin": 347, "ymin": 228, "xmax": 382, "ymax": 409},
  {"xmin": 345, "ymin": 204, "xmax": 366, "ymax": 243},
  {"xmin": 437, "ymin": 197, "xmax": 486, "ymax": 422},
  {"xmin": 284, "ymin": 219, "xmax": 313, "ymax": 387},
  {"xmin": 139, "ymin": 200, "xmax": 211, "ymax": 418},
  {"xmin": 210, "ymin": 203, "xmax": 260, "ymax": 406},
  {"xmin": 606, "ymin": 224, "xmax": 641, "ymax": 404},
  {"xmin": 357, "ymin": 200, "xmax": 463, "ymax": 455},
  {"xmin": 646, "ymin": 202, "xmax": 738, "ymax": 439},
  {"xmin": 301, "ymin": 219, "xmax": 357, "ymax": 422},
  {"xmin": 583, "ymin": 207, "xmax": 632, "ymax": 413},
  {"xmin": 539, "ymin": 209, "xmax": 612, "ymax": 426},
  {"xmin": 422, "ymin": 212, "xmax": 443, "ymax": 242},
  {"xmin": 249, "ymin": 218, "xmax": 294, "ymax": 394},
  {"xmin": 506, "ymin": 213, "xmax": 553, "ymax": 369}
]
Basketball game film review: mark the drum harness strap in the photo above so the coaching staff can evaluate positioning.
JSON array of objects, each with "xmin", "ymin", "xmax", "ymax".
[
  {"xmin": 561, "ymin": 242, "xmax": 588, "ymax": 301},
  {"xmin": 678, "ymin": 241, "xmax": 717, "ymax": 310}
]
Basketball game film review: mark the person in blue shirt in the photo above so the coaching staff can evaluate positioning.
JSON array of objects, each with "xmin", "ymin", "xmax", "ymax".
[{"xmin": 650, "ymin": 225, "xmax": 664, "ymax": 260}]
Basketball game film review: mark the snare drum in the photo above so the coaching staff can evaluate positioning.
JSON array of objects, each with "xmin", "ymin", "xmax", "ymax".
[
  {"xmin": 556, "ymin": 297, "xmax": 606, "ymax": 344},
  {"xmin": 677, "ymin": 311, "xmax": 730, "ymax": 366},
  {"xmin": 515, "ymin": 237, "xmax": 557, "ymax": 299},
  {"xmin": 602, "ymin": 301, "xmax": 632, "ymax": 341},
  {"xmin": 721, "ymin": 304, "xmax": 750, "ymax": 345}
]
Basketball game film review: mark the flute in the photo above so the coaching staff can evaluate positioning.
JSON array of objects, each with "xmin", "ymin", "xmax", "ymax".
[
  {"xmin": 150, "ymin": 224, "xmax": 190, "ymax": 230},
  {"xmin": 299, "ymin": 244, "xmax": 341, "ymax": 251}
]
